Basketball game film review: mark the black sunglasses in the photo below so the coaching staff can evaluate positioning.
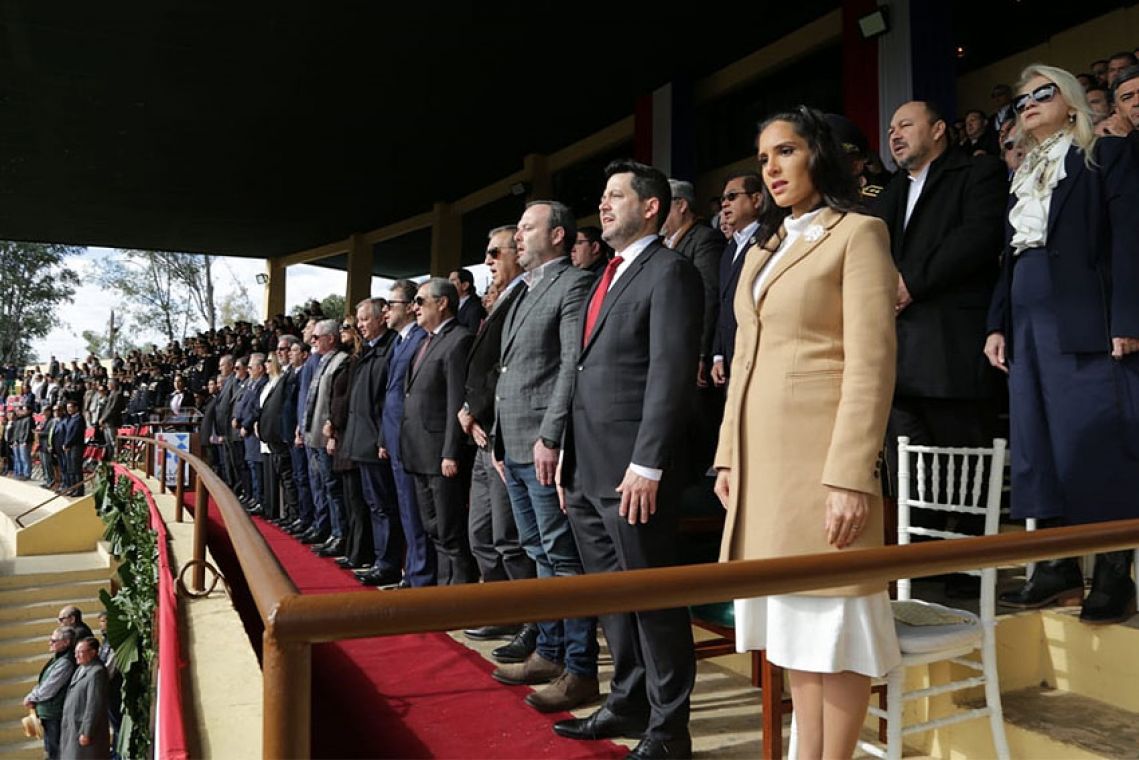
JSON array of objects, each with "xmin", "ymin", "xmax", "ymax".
[
  {"xmin": 720, "ymin": 190, "xmax": 755, "ymax": 203},
  {"xmin": 1014, "ymin": 83, "xmax": 1058, "ymax": 114},
  {"xmin": 486, "ymin": 245, "xmax": 516, "ymax": 259},
  {"xmin": 414, "ymin": 296, "xmax": 431, "ymax": 306}
]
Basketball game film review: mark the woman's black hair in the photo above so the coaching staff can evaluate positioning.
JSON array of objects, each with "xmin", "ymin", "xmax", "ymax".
[{"xmin": 754, "ymin": 106, "xmax": 862, "ymax": 247}]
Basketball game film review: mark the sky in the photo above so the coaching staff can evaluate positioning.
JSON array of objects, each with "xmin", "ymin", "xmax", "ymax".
[{"xmin": 30, "ymin": 248, "xmax": 491, "ymax": 363}]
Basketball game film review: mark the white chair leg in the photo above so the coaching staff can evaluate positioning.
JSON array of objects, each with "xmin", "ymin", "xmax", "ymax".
[
  {"xmin": 788, "ymin": 711, "xmax": 797, "ymax": 760},
  {"xmin": 982, "ymin": 632, "xmax": 1010, "ymax": 760},
  {"xmin": 885, "ymin": 667, "xmax": 905, "ymax": 760},
  {"xmin": 1025, "ymin": 518, "xmax": 1036, "ymax": 577}
]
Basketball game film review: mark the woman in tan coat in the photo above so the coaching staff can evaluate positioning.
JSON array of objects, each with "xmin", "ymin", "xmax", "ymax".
[{"xmin": 714, "ymin": 107, "xmax": 900, "ymax": 759}]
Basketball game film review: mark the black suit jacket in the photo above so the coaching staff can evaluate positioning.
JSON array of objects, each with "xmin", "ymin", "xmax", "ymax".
[
  {"xmin": 873, "ymin": 148, "xmax": 1007, "ymax": 398},
  {"xmin": 988, "ymin": 137, "xmax": 1139, "ymax": 358},
  {"xmin": 342, "ymin": 331, "xmax": 396, "ymax": 462},
  {"xmin": 711, "ymin": 231, "xmax": 756, "ymax": 376},
  {"xmin": 399, "ymin": 320, "xmax": 474, "ymax": 475},
  {"xmin": 455, "ymin": 296, "xmax": 487, "ymax": 333},
  {"xmin": 259, "ymin": 368, "xmax": 296, "ymax": 445},
  {"xmin": 672, "ymin": 222, "xmax": 724, "ymax": 359},
  {"xmin": 463, "ymin": 281, "xmax": 525, "ymax": 429},
  {"xmin": 563, "ymin": 240, "xmax": 702, "ymax": 499}
]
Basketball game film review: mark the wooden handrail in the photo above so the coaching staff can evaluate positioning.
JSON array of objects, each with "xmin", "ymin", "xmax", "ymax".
[{"xmin": 119, "ymin": 434, "xmax": 1139, "ymax": 759}]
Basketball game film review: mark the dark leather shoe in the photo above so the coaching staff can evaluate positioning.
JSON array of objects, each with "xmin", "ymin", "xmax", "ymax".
[
  {"xmin": 336, "ymin": 557, "xmax": 369, "ymax": 569},
  {"xmin": 315, "ymin": 539, "xmax": 346, "ymax": 557},
  {"xmin": 248, "ymin": 506, "xmax": 264, "ymax": 517},
  {"xmin": 492, "ymin": 623, "xmax": 538, "ymax": 663},
  {"xmin": 553, "ymin": 706, "xmax": 647, "ymax": 741},
  {"xmin": 1080, "ymin": 551, "xmax": 1137, "ymax": 624},
  {"xmin": 358, "ymin": 569, "xmax": 402, "ymax": 587},
  {"xmin": 464, "ymin": 624, "xmax": 522, "ymax": 641},
  {"xmin": 300, "ymin": 530, "xmax": 329, "ymax": 545},
  {"xmin": 626, "ymin": 736, "xmax": 691, "ymax": 759},
  {"xmin": 287, "ymin": 521, "xmax": 310, "ymax": 536},
  {"xmin": 999, "ymin": 558, "xmax": 1084, "ymax": 608}
]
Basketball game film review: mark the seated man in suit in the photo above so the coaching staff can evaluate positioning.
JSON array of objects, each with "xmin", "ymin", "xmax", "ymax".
[
  {"xmin": 557, "ymin": 160, "xmax": 702, "ymax": 760},
  {"xmin": 399, "ymin": 278, "xmax": 477, "ymax": 586}
]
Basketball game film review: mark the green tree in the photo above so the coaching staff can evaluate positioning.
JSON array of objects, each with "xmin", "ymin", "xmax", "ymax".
[
  {"xmin": 321, "ymin": 293, "xmax": 346, "ymax": 318},
  {"xmin": 0, "ymin": 241, "xmax": 80, "ymax": 365},
  {"xmin": 217, "ymin": 286, "xmax": 258, "ymax": 326},
  {"xmin": 94, "ymin": 250, "xmax": 193, "ymax": 345}
]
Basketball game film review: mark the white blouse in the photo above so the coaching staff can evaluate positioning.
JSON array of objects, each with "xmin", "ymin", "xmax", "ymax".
[
  {"xmin": 1009, "ymin": 131, "xmax": 1072, "ymax": 255},
  {"xmin": 752, "ymin": 207, "xmax": 826, "ymax": 304}
]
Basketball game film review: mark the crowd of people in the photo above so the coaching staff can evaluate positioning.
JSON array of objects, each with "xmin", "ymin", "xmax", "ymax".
[
  {"xmin": 22, "ymin": 606, "xmax": 120, "ymax": 760},
  {"xmin": 3, "ymin": 54, "xmax": 1138, "ymax": 759}
]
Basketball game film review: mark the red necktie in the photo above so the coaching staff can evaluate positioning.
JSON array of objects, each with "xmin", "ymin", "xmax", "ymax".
[{"xmin": 582, "ymin": 256, "xmax": 624, "ymax": 347}]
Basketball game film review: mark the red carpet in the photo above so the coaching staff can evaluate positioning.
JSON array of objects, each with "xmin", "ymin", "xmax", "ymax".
[{"xmin": 187, "ymin": 493, "xmax": 627, "ymax": 759}]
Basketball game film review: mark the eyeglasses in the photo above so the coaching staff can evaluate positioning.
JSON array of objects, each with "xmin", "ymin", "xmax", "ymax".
[
  {"xmin": 387, "ymin": 299, "xmax": 410, "ymax": 306},
  {"xmin": 486, "ymin": 246, "xmax": 516, "ymax": 259},
  {"xmin": 1014, "ymin": 83, "xmax": 1058, "ymax": 113},
  {"xmin": 340, "ymin": 324, "xmax": 354, "ymax": 331},
  {"xmin": 721, "ymin": 190, "xmax": 755, "ymax": 203},
  {"xmin": 57, "ymin": 616, "xmax": 69, "ymax": 622},
  {"xmin": 414, "ymin": 296, "xmax": 434, "ymax": 306}
]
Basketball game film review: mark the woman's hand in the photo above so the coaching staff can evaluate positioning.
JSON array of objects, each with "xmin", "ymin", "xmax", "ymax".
[
  {"xmin": 824, "ymin": 487, "xmax": 870, "ymax": 549},
  {"xmin": 1112, "ymin": 336, "xmax": 1139, "ymax": 359},
  {"xmin": 983, "ymin": 332, "xmax": 1008, "ymax": 374},
  {"xmin": 714, "ymin": 468, "xmax": 730, "ymax": 509}
]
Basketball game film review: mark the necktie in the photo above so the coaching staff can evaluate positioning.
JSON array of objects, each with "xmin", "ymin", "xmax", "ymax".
[
  {"xmin": 411, "ymin": 333, "xmax": 434, "ymax": 374},
  {"xmin": 582, "ymin": 256, "xmax": 624, "ymax": 347}
]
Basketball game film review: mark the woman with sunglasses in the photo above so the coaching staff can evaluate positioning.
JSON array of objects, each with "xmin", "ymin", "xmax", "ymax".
[
  {"xmin": 714, "ymin": 106, "xmax": 899, "ymax": 758},
  {"xmin": 985, "ymin": 64, "xmax": 1139, "ymax": 623}
]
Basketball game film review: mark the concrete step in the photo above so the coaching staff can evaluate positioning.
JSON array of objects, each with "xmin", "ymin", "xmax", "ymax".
[
  {"xmin": 0, "ymin": 615, "xmax": 68, "ymax": 640},
  {"xmin": 0, "ymin": 634, "xmax": 52, "ymax": 659},
  {"xmin": 0, "ymin": 695, "xmax": 30, "ymax": 725},
  {"xmin": 0, "ymin": 563, "xmax": 109, "ymax": 589},
  {"xmin": 0, "ymin": 738, "xmax": 42, "ymax": 760},
  {"xmin": 1002, "ymin": 686, "xmax": 1139, "ymax": 759},
  {"xmin": 0, "ymin": 653, "xmax": 52, "ymax": 682},
  {"xmin": 0, "ymin": 714, "xmax": 36, "ymax": 746},
  {"xmin": 0, "ymin": 579, "xmax": 110, "ymax": 614},
  {"xmin": 0, "ymin": 598, "xmax": 104, "ymax": 625},
  {"xmin": 0, "ymin": 674, "xmax": 37, "ymax": 701}
]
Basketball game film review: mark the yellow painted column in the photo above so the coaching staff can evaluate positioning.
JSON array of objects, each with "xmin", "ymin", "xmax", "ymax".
[
  {"xmin": 429, "ymin": 202, "xmax": 462, "ymax": 277},
  {"xmin": 344, "ymin": 233, "xmax": 373, "ymax": 315},
  {"xmin": 262, "ymin": 257, "xmax": 286, "ymax": 319},
  {"xmin": 524, "ymin": 153, "xmax": 551, "ymax": 200}
]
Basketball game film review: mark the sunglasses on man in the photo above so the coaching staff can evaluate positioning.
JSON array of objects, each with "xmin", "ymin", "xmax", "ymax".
[{"xmin": 1014, "ymin": 83, "xmax": 1058, "ymax": 114}]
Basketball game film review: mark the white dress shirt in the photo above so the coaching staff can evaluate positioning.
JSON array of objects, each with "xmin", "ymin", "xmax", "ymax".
[{"xmin": 903, "ymin": 163, "xmax": 931, "ymax": 229}]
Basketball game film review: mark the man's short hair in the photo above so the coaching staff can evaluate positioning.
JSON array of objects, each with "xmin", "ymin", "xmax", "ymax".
[
  {"xmin": 525, "ymin": 200, "xmax": 577, "ymax": 255},
  {"xmin": 1113, "ymin": 65, "xmax": 1139, "ymax": 99},
  {"xmin": 61, "ymin": 605, "xmax": 82, "ymax": 622},
  {"xmin": 1088, "ymin": 84, "xmax": 1110, "ymax": 100},
  {"xmin": 1110, "ymin": 51, "xmax": 1138, "ymax": 66},
  {"xmin": 78, "ymin": 636, "xmax": 100, "ymax": 654},
  {"xmin": 278, "ymin": 334, "xmax": 301, "ymax": 349},
  {"xmin": 668, "ymin": 179, "xmax": 696, "ymax": 205},
  {"xmin": 723, "ymin": 171, "xmax": 763, "ymax": 194},
  {"xmin": 577, "ymin": 225, "xmax": 612, "ymax": 258},
  {"xmin": 488, "ymin": 224, "xmax": 517, "ymax": 239},
  {"xmin": 604, "ymin": 160, "xmax": 671, "ymax": 233},
  {"xmin": 355, "ymin": 297, "xmax": 387, "ymax": 319},
  {"xmin": 451, "ymin": 269, "xmax": 477, "ymax": 296},
  {"xmin": 423, "ymin": 277, "xmax": 460, "ymax": 314},
  {"xmin": 314, "ymin": 319, "xmax": 339, "ymax": 337},
  {"xmin": 55, "ymin": 626, "xmax": 76, "ymax": 645},
  {"xmin": 391, "ymin": 279, "xmax": 418, "ymax": 304}
]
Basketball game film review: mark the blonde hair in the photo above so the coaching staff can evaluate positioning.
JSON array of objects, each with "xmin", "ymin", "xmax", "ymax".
[{"xmin": 1016, "ymin": 63, "xmax": 1097, "ymax": 165}]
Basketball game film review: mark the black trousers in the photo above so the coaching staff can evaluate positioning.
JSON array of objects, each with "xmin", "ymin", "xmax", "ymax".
[
  {"xmin": 469, "ymin": 446, "xmax": 534, "ymax": 583},
  {"xmin": 412, "ymin": 472, "xmax": 477, "ymax": 585},
  {"xmin": 342, "ymin": 467, "xmax": 374, "ymax": 566},
  {"xmin": 268, "ymin": 442, "xmax": 298, "ymax": 522},
  {"xmin": 564, "ymin": 487, "xmax": 694, "ymax": 741}
]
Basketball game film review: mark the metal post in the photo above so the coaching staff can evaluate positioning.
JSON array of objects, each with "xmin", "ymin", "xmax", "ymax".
[
  {"xmin": 174, "ymin": 458, "xmax": 185, "ymax": 522},
  {"xmin": 159, "ymin": 446, "xmax": 167, "ymax": 495},
  {"xmin": 262, "ymin": 631, "xmax": 311, "ymax": 759},
  {"xmin": 192, "ymin": 478, "xmax": 208, "ymax": 592}
]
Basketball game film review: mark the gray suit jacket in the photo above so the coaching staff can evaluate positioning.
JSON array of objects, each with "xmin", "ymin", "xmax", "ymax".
[
  {"xmin": 60, "ymin": 661, "xmax": 110, "ymax": 760},
  {"xmin": 495, "ymin": 257, "xmax": 593, "ymax": 464}
]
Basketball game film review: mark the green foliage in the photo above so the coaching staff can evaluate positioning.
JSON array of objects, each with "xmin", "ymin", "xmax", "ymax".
[
  {"xmin": 97, "ymin": 468, "xmax": 157, "ymax": 759},
  {"xmin": 321, "ymin": 293, "xmax": 347, "ymax": 319},
  {"xmin": 0, "ymin": 241, "xmax": 80, "ymax": 365}
]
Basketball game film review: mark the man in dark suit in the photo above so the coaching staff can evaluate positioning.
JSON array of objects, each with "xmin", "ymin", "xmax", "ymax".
[
  {"xmin": 49, "ymin": 405, "xmax": 67, "ymax": 491},
  {"xmin": 235, "ymin": 354, "xmax": 268, "ymax": 512},
  {"xmin": 61, "ymin": 400, "xmax": 86, "ymax": 495},
  {"xmin": 709, "ymin": 172, "xmax": 762, "ymax": 388},
  {"xmin": 399, "ymin": 277, "xmax": 477, "ymax": 586},
  {"xmin": 379, "ymin": 279, "xmax": 435, "ymax": 587},
  {"xmin": 451, "ymin": 268, "xmax": 487, "ymax": 332},
  {"xmin": 875, "ymin": 100, "xmax": 1007, "ymax": 489},
  {"xmin": 260, "ymin": 336, "xmax": 301, "ymax": 524},
  {"xmin": 458, "ymin": 225, "xmax": 537, "ymax": 640},
  {"xmin": 97, "ymin": 379, "xmax": 126, "ymax": 459},
  {"xmin": 556, "ymin": 160, "xmax": 702, "ymax": 759},
  {"xmin": 343, "ymin": 298, "xmax": 402, "ymax": 584},
  {"xmin": 490, "ymin": 201, "xmax": 599, "ymax": 713}
]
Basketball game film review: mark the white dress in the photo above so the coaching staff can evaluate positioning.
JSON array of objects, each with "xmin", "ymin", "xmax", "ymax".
[{"xmin": 733, "ymin": 208, "xmax": 902, "ymax": 679}]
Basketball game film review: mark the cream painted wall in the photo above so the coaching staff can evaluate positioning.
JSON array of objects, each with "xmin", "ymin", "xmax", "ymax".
[{"xmin": 957, "ymin": 8, "xmax": 1139, "ymax": 115}]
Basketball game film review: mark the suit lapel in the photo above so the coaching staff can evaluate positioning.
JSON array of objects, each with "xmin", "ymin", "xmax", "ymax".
[
  {"xmin": 406, "ymin": 322, "xmax": 451, "ymax": 390},
  {"xmin": 1047, "ymin": 146, "xmax": 1082, "ymax": 236},
  {"xmin": 580, "ymin": 242, "xmax": 656, "ymax": 356},
  {"xmin": 753, "ymin": 208, "xmax": 844, "ymax": 307},
  {"xmin": 503, "ymin": 260, "xmax": 564, "ymax": 353}
]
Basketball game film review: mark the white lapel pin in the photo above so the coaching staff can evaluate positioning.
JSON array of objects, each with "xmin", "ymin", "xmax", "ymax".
[{"xmin": 803, "ymin": 224, "xmax": 824, "ymax": 242}]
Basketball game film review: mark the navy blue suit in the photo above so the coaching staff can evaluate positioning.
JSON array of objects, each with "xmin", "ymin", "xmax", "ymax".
[
  {"xmin": 711, "ymin": 232, "xmax": 756, "ymax": 379},
  {"xmin": 380, "ymin": 324, "xmax": 435, "ymax": 586},
  {"xmin": 987, "ymin": 136, "xmax": 1139, "ymax": 524},
  {"xmin": 61, "ymin": 412, "xmax": 85, "ymax": 493}
]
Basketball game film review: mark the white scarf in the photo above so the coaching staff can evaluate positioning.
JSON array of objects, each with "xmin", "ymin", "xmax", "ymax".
[{"xmin": 1009, "ymin": 130, "xmax": 1072, "ymax": 255}]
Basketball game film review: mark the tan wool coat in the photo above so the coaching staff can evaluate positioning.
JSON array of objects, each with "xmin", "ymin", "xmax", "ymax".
[{"xmin": 713, "ymin": 208, "xmax": 897, "ymax": 596}]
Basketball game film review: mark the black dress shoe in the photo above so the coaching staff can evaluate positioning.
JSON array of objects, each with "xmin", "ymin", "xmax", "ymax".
[
  {"xmin": 1080, "ymin": 551, "xmax": 1137, "ymax": 624},
  {"xmin": 287, "ymin": 521, "xmax": 310, "ymax": 536},
  {"xmin": 248, "ymin": 506, "xmax": 264, "ymax": 517},
  {"xmin": 626, "ymin": 736, "xmax": 691, "ymax": 760},
  {"xmin": 492, "ymin": 623, "xmax": 539, "ymax": 663},
  {"xmin": 464, "ymin": 624, "xmax": 522, "ymax": 641},
  {"xmin": 358, "ymin": 569, "xmax": 402, "ymax": 587},
  {"xmin": 300, "ymin": 530, "xmax": 329, "ymax": 545},
  {"xmin": 553, "ymin": 706, "xmax": 647, "ymax": 741},
  {"xmin": 999, "ymin": 558, "xmax": 1084, "ymax": 608},
  {"xmin": 336, "ymin": 557, "xmax": 369, "ymax": 569},
  {"xmin": 315, "ymin": 539, "xmax": 346, "ymax": 557}
]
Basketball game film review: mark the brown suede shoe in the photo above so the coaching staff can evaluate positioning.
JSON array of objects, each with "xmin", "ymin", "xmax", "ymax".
[
  {"xmin": 491, "ymin": 652, "xmax": 564, "ymax": 686},
  {"xmin": 524, "ymin": 671, "xmax": 600, "ymax": 713}
]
